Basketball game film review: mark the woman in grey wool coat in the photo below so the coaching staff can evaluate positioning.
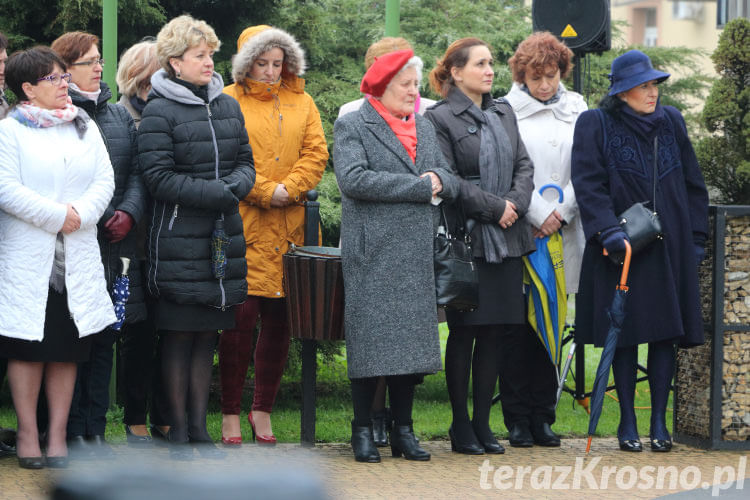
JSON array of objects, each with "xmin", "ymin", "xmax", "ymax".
[{"xmin": 334, "ymin": 49, "xmax": 458, "ymax": 463}]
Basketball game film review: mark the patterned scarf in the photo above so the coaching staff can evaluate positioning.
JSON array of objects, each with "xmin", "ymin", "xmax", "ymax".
[{"xmin": 10, "ymin": 100, "xmax": 88, "ymax": 138}]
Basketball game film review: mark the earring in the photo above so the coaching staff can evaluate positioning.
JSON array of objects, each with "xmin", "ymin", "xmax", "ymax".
[{"xmin": 176, "ymin": 71, "xmax": 181, "ymax": 78}]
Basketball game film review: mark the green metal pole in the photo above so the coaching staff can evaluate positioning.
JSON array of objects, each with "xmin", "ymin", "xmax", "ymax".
[
  {"xmin": 385, "ymin": 0, "xmax": 400, "ymax": 37},
  {"xmin": 102, "ymin": 0, "xmax": 117, "ymax": 104},
  {"xmin": 103, "ymin": 0, "xmax": 119, "ymax": 409}
]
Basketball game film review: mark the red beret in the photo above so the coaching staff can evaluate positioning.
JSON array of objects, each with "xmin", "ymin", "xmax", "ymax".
[{"xmin": 360, "ymin": 49, "xmax": 414, "ymax": 97}]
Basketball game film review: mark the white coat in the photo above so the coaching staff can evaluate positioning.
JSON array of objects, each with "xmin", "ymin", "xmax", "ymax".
[
  {"xmin": 0, "ymin": 116, "xmax": 116, "ymax": 341},
  {"xmin": 505, "ymin": 82, "xmax": 587, "ymax": 293}
]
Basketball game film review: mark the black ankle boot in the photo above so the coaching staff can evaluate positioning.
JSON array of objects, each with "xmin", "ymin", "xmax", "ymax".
[
  {"xmin": 351, "ymin": 422, "xmax": 380, "ymax": 463},
  {"xmin": 391, "ymin": 424, "xmax": 430, "ymax": 461},
  {"xmin": 448, "ymin": 422, "xmax": 484, "ymax": 455},
  {"xmin": 471, "ymin": 421, "xmax": 505, "ymax": 454}
]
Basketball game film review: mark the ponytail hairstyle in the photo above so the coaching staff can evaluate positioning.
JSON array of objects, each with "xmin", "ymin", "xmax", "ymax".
[{"xmin": 429, "ymin": 37, "xmax": 490, "ymax": 98}]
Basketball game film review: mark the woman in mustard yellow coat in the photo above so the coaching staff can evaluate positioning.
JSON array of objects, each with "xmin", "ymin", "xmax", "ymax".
[{"xmin": 219, "ymin": 25, "xmax": 328, "ymax": 446}]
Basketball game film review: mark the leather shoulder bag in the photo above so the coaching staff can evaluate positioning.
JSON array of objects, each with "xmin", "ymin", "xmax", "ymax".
[
  {"xmin": 597, "ymin": 109, "xmax": 663, "ymax": 264},
  {"xmin": 434, "ymin": 203, "xmax": 479, "ymax": 311}
]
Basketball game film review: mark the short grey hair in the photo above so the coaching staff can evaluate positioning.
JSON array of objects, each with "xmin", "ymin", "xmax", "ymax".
[{"xmin": 385, "ymin": 55, "xmax": 424, "ymax": 93}]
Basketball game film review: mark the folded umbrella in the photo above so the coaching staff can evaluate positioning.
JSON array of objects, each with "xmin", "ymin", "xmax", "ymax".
[
  {"xmin": 111, "ymin": 257, "xmax": 130, "ymax": 331},
  {"xmin": 211, "ymin": 218, "xmax": 230, "ymax": 279},
  {"xmin": 586, "ymin": 240, "xmax": 633, "ymax": 453},
  {"xmin": 523, "ymin": 183, "xmax": 567, "ymax": 366}
]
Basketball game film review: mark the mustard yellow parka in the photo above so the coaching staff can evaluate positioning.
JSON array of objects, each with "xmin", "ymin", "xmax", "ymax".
[{"xmin": 225, "ymin": 25, "xmax": 328, "ymax": 298}]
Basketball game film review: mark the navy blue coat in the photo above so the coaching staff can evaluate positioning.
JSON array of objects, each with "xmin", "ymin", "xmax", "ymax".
[{"xmin": 571, "ymin": 104, "xmax": 708, "ymax": 347}]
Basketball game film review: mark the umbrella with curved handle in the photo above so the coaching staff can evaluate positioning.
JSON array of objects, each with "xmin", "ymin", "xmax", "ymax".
[{"xmin": 586, "ymin": 239, "xmax": 633, "ymax": 453}]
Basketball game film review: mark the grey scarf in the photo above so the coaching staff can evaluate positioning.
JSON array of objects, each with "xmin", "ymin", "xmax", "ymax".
[{"xmin": 474, "ymin": 103, "xmax": 514, "ymax": 263}]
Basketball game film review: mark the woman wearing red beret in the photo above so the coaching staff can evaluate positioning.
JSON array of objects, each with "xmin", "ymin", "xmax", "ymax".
[{"xmin": 334, "ymin": 49, "xmax": 458, "ymax": 463}]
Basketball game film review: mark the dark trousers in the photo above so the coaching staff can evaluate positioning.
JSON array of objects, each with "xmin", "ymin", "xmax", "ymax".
[
  {"xmin": 119, "ymin": 319, "xmax": 169, "ymax": 426},
  {"xmin": 67, "ymin": 330, "xmax": 116, "ymax": 437},
  {"xmin": 219, "ymin": 297, "xmax": 291, "ymax": 414},
  {"xmin": 497, "ymin": 324, "xmax": 558, "ymax": 427}
]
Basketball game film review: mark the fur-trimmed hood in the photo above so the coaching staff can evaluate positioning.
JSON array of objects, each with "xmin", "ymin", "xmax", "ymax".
[{"xmin": 231, "ymin": 25, "xmax": 306, "ymax": 84}]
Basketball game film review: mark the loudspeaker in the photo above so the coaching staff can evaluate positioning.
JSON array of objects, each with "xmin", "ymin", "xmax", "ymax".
[{"xmin": 532, "ymin": 0, "xmax": 611, "ymax": 54}]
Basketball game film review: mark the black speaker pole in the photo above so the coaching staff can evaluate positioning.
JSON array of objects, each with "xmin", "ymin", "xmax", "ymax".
[{"xmin": 573, "ymin": 53, "xmax": 582, "ymax": 95}]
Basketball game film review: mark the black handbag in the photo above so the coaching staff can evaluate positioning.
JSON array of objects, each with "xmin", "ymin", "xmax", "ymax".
[
  {"xmin": 598, "ymin": 111, "xmax": 663, "ymax": 264},
  {"xmin": 434, "ymin": 203, "xmax": 479, "ymax": 311}
]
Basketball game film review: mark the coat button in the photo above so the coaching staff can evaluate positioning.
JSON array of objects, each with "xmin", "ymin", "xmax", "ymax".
[
  {"xmin": 467, "ymin": 126, "xmax": 477, "ymax": 134},
  {"xmin": 275, "ymin": 157, "xmax": 279, "ymax": 161},
  {"xmin": 551, "ymin": 173, "xmax": 560, "ymax": 181},
  {"xmin": 276, "ymin": 291, "xmax": 281, "ymax": 296},
  {"xmin": 275, "ymin": 247, "xmax": 279, "ymax": 252}
]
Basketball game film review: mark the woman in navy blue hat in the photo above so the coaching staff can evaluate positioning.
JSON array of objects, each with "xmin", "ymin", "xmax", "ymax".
[{"xmin": 571, "ymin": 50, "xmax": 708, "ymax": 452}]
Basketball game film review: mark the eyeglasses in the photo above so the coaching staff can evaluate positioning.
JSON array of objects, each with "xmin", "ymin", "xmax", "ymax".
[
  {"xmin": 70, "ymin": 58, "xmax": 105, "ymax": 67},
  {"xmin": 35, "ymin": 73, "xmax": 72, "ymax": 86}
]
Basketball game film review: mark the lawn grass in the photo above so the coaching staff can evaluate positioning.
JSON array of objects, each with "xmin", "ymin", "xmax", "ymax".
[{"xmin": 0, "ymin": 324, "xmax": 669, "ymax": 444}]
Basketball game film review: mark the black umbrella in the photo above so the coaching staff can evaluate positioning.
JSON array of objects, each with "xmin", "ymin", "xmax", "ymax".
[{"xmin": 586, "ymin": 240, "xmax": 632, "ymax": 454}]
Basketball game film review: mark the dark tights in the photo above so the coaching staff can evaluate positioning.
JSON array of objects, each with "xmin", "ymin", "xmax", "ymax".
[
  {"xmin": 161, "ymin": 330, "xmax": 217, "ymax": 443},
  {"xmin": 612, "ymin": 339, "xmax": 675, "ymax": 441},
  {"xmin": 444, "ymin": 327, "xmax": 499, "ymax": 443},
  {"xmin": 351, "ymin": 376, "xmax": 416, "ymax": 427}
]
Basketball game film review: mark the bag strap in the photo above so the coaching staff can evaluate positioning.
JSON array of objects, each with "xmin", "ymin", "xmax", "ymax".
[{"xmin": 596, "ymin": 109, "xmax": 659, "ymax": 213}]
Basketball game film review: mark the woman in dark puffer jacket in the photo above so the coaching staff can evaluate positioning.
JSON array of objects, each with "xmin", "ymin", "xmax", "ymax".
[
  {"xmin": 138, "ymin": 15, "xmax": 255, "ymax": 460},
  {"xmin": 51, "ymin": 31, "xmax": 147, "ymax": 459}
]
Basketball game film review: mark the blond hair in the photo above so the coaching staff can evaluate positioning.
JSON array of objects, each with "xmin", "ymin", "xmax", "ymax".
[
  {"xmin": 364, "ymin": 37, "xmax": 412, "ymax": 70},
  {"xmin": 156, "ymin": 15, "xmax": 220, "ymax": 77},
  {"xmin": 116, "ymin": 40, "xmax": 160, "ymax": 97}
]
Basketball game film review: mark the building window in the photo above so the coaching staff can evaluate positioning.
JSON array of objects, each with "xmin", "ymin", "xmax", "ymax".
[
  {"xmin": 644, "ymin": 7, "xmax": 658, "ymax": 46},
  {"xmin": 673, "ymin": 1, "xmax": 705, "ymax": 21},
  {"xmin": 717, "ymin": 0, "xmax": 750, "ymax": 26}
]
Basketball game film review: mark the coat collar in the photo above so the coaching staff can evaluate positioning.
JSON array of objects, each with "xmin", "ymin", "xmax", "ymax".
[
  {"xmin": 445, "ymin": 87, "xmax": 503, "ymax": 125},
  {"xmin": 360, "ymin": 99, "xmax": 422, "ymax": 175},
  {"xmin": 505, "ymin": 82, "xmax": 580, "ymax": 123}
]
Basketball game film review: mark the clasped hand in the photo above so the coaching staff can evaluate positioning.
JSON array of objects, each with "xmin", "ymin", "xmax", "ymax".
[
  {"xmin": 499, "ymin": 200, "xmax": 518, "ymax": 229},
  {"xmin": 270, "ymin": 183, "xmax": 290, "ymax": 207},
  {"xmin": 61, "ymin": 204, "xmax": 81, "ymax": 234},
  {"xmin": 420, "ymin": 171, "xmax": 443, "ymax": 197},
  {"xmin": 533, "ymin": 210, "xmax": 564, "ymax": 238}
]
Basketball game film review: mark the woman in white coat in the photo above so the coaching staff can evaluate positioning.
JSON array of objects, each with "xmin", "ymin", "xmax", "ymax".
[
  {"xmin": 502, "ymin": 32, "xmax": 587, "ymax": 446},
  {"xmin": 0, "ymin": 47, "xmax": 115, "ymax": 469}
]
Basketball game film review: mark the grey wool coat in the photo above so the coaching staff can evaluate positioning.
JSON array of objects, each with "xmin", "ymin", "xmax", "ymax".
[{"xmin": 334, "ymin": 100, "xmax": 459, "ymax": 379}]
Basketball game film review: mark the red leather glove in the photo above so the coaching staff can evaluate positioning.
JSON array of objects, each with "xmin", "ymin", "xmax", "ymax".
[{"xmin": 104, "ymin": 210, "xmax": 134, "ymax": 243}]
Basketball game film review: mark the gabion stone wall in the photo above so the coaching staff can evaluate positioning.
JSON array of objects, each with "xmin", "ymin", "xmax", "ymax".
[
  {"xmin": 675, "ymin": 213, "xmax": 750, "ymax": 445},
  {"xmin": 675, "ymin": 211, "xmax": 714, "ymax": 440}
]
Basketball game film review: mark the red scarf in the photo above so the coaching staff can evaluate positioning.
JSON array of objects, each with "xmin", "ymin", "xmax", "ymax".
[{"xmin": 369, "ymin": 97, "xmax": 417, "ymax": 163}]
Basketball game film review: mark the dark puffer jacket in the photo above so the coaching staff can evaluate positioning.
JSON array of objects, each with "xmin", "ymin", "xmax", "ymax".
[
  {"xmin": 71, "ymin": 82, "xmax": 148, "ymax": 324},
  {"xmin": 138, "ymin": 70, "xmax": 254, "ymax": 309}
]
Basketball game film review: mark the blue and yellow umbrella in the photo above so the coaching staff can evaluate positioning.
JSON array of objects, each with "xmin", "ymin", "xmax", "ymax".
[{"xmin": 522, "ymin": 184, "xmax": 567, "ymax": 366}]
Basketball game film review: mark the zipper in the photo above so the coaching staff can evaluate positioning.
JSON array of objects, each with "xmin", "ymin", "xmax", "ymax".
[
  {"xmin": 147, "ymin": 203, "xmax": 167, "ymax": 296},
  {"xmin": 168, "ymin": 204, "xmax": 179, "ymax": 230}
]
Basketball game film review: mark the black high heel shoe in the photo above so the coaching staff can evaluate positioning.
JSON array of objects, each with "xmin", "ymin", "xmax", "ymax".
[
  {"xmin": 650, "ymin": 437, "xmax": 672, "ymax": 452},
  {"xmin": 351, "ymin": 422, "xmax": 380, "ymax": 463},
  {"xmin": 150, "ymin": 425, "xmax": 169, "ymax": 447},
  {"xmin": 17, "ymin": 456, "xmax": 45, "ymax": 469},
  {"xmin": 391, "ymin": 424, "xmax": 430, "ymax": 461},
  {"xmin": 471, "ymin": 422, "xmax": 505, "ymax": 454},
  {"xmin": 448, "ymin": 424, "xmax": 484, "ymax": 455},
  {"xmin": 189, "ymin": 437, "xmax": 227, "ymax": 459},
  {"xmin": 125, "ymin": 425, "xmax": 153, "ymax": 447},
  {"xmin": 618, "ymin": 439, "xmax": 643, "ymax": 452},
  {"xmin": 167, "ymin": 430, "xmax": 193, "ymax": 461}
]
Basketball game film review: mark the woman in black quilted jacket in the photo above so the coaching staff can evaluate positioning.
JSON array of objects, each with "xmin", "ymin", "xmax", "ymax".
[
  {"xmin": 137, "ymin": 15, "xmax": 255, "ymax": 460},
  {"xmin": 51, "ymin": 31, "xmax": 148, "ymax": 460}
]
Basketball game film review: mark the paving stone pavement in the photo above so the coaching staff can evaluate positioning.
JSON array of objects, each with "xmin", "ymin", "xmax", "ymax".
[{"xmin": 0, "ymin": 438, "xmax": 747, "ymax": 499}]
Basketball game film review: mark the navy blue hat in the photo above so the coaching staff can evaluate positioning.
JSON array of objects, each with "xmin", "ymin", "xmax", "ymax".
[{"xmin": 607, "ymin": 50, "xmax": 670, "ymax": 96}]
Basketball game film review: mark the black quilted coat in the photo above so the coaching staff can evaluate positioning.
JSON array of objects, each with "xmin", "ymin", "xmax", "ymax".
[
  {"xmin": 137, "ymin": 70, "xmax": 254, "ymax": 310},
  {"xmin": 71, "ymin": 82, "xmax": 147, "ymax": 324}
]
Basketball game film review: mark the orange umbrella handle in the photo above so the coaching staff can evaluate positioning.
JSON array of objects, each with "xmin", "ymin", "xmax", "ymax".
[{"xmin": 603, "ymin": 240, "xmax": 632, "ymax": 291}]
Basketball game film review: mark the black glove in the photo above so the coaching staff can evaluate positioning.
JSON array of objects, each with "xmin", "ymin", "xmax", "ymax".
[
  {"xmin": 224, "ymin": 180, "xmax": 241, "ymax": 197},
  {"xmin": 599, "ymin": 226, "xmax": 629, "ymax": 255},
  {"xmin": 221, "ymin": 183, "xmax": 239, "ymax": 211}
]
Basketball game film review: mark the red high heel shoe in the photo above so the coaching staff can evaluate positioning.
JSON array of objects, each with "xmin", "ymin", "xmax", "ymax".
[
  {"xmin": 247, "ymin": 412, "xmax": 276, "ymax": 446},
  {"xmin": 221, "ymin": 435, "xmax": 242, "ymax": 446}
]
